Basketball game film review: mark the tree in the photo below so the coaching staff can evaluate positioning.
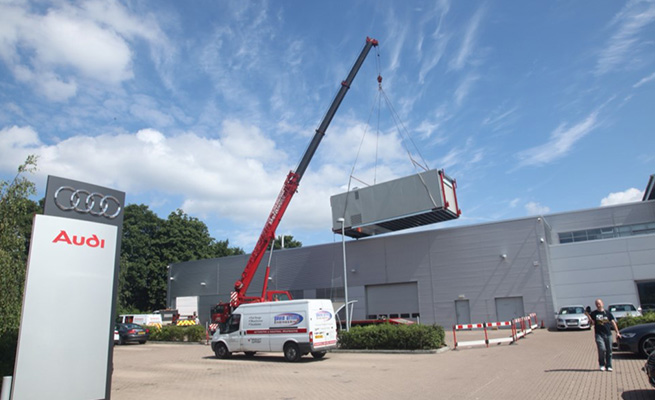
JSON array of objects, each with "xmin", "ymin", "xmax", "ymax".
[
  {"xmin": 119, "ymin": 204, "xmax": 165, "ymax": 313},
  {"xmin": 118, "ymin": 206, "xmax": 244, "ymax": 312},
  {"xmin": 0, "ymin": 155, "xmax": 38, "ymax": 335},
  {"xmin": 273, "ymin": 234, "xmax": 302, "ymax": 249},
  {"xmin": 0, "ymin": 156, "xmax": 37, "ymax": 381}
]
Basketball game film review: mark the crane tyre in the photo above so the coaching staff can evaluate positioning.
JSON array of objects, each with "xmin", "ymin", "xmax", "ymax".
[
  {"xmin": 284, "ymin": 342, "xmax": 301, "ymax": 362},
  {"xmin": 214, "ymin": 342, "xmax": 231, "ymax": 359}
]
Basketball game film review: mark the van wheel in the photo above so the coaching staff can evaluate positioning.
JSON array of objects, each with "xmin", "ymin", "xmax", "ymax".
[
  {"xmin": 244, "ymin": 351, "xmax": 256, "ymax": 357},
  {"xmin": 311, "ymin": 351, "xmax": 326, "ymax": 359},
  {"xmin": 284, "ymin": 343, "xmax": 301, "ymax": 362},
  {"xmin": 214, "ymin": 343, "xmax": 231, "ymax": 359}
]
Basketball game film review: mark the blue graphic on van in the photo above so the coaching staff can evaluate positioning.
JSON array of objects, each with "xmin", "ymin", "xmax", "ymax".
[
  {"xmin": 316, "ymin": 310, "xmax": 332, "ymax": 321},
  {"xmin": 274, "ymin": 313, "xmax": 303, "ymax": 326}
]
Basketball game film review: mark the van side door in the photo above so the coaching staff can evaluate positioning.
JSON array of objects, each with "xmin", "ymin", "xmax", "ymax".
[{"xmin": 242, "ymin": 312, "xmax": 271, "ymax": 352}]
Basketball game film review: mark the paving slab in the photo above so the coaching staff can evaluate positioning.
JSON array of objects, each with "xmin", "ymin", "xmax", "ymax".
[{"xmin": 110, "ymin": 328, "xmax": 654, "ymax": 400}]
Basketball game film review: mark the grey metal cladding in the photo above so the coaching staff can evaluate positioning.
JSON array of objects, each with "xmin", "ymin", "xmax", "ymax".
[
  {"xmin": 545, "ymin": 201, "xmax": 655, "ymax": 233},
  {"xmin": 427, "ymin": 218, "xmax": 547, "ymax": 325}
]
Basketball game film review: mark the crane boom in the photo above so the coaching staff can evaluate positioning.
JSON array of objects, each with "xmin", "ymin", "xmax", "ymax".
[{"xmin": 230, "ymin": 37, "xmax": 379, "ymax": 308}]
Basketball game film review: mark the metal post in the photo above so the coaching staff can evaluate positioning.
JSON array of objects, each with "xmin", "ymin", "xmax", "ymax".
[
  {"xmin": 337, "ymin": 218, "xmax": 350, "ymax": 331},
  {"xmin": 1, "ymin": 376, "xmax": 12, "ymax": 400}
]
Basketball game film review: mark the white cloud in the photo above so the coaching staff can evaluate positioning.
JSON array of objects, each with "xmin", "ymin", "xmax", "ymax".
[
  {"xmin": 0, "ymin": 125, "xmax": 42, "ymax": 169},
  {"xmin": 516, "ymin": 111, "xmax": 598, "ymax": 167},
  {"xmin": 436, "ymin": 137, "xmax": 484, "ymax": 170},
  {"xmin": 449, "ymin": 6, "xmax": 485, "ymax": 71},
  {"xmin": 596, "ymin": 1, "xmax": 655, "ymax": 75},
  {"xmin": 525, "ymin": 201, "xmax": 549, "ymax": 215},
  {"xmin": 453, "ymin": 74, "xmax": 479, "ymax": 106},
  {"xmin": 633, "ymin": 71, "xmax": 655, "ymax": 88},
  {"xmin": 600, "ymin": 188, "xmax": 643, "ymax": 206},
  {"xmin": 0, "ymin": 0, "xmax": 170, "ymax": 101},
  {"xmin": 416, "ymin": 1, "xmax": 450, "ymax": 84}
]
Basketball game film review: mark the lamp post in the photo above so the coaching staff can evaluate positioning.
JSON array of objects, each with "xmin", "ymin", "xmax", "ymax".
[{"xmin": 337, "ymin": 217, "xmax": 350, "ymax": 331}]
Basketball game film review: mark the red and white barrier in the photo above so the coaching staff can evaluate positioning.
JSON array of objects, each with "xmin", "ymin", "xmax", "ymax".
[
  {"xmin": 452, "ymin": 323, "xmax": 488, "ymax": 349},
  {"xmin": 453, "ymin": 313, "xmax": 539, "ymax": 350},
  {"xmin": 528, "ymin": 313, "xmax": 539, "ymax": 330},
  {"xmin": 485, "ymin": 321, "xmax": 515, "ymax": 346}
]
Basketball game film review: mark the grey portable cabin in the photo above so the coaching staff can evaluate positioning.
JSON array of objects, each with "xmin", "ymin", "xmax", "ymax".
[{"xmin": 330, "ymin": 169, "xmax": 461, "ymax": 238}]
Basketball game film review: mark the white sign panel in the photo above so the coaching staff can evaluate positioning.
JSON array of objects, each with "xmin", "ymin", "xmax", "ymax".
[{"xmin": 12, "ymin": 215, "xmax": 117, "ymax": 400}]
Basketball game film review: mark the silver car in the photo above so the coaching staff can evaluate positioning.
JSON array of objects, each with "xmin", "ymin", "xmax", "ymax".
[
  {"xmin": 608, "ymin": 303, "xmax": 642, "ymax": 319},
  {"xmin": 556, "ymin": 305, "xmax": 591, "ymax": 330}
]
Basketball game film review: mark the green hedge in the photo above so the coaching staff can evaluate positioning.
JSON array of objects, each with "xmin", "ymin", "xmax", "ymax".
[
  {"xmin": 338, "ymin": 323, "xmax": 445, "ymax": 350},
  {"xmin": 617, "ymin": 311, "xmax": 655, "ymax": 330},
  {"xmin": 148, "ymin": 325, "xmax": 207, "ymax": 342}
]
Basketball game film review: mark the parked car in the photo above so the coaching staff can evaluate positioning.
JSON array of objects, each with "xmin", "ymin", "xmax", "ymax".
[
  {"xmin": 617, "ymin": 323, "xmax": 655, "ymax": 357},
  {"xmin": 608, "ymin": 303, "xmax": 642, "ymax": 319},
  {"xmin": 556, "ymin": 305, "xmax": 591, "ymax": 330},
  {"xmin": 115, "ymin": 323, "xmax": 150, "ymax": 345},
  {"xmin": 646, "ymin": 351, "xmax": 655, "ymax": 388}
]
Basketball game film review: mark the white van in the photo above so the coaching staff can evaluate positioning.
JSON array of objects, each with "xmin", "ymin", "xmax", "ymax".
[
  {"xmin": 117, "ymin": 314, "xmax": 163, "ymax": 326},
  {"xmin": 211, "ymin": 299, "xmax": 337, "ymax": 362}
]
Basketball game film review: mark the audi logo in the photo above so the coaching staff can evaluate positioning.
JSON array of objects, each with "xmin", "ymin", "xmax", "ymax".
[{"xmin": 54, "ymin": 186, "xmax": 122, "ymax": 219}]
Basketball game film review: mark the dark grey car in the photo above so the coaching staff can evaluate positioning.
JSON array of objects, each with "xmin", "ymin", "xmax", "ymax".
[
  {"xmin": 618, "ymin": 323, "xmax": 655, "ymax": 357},
  {"xmin": 115, "ymin": 323, "xmax": 150, "ymax": 345},
  {"xmin": 646, "ymin": 351, "xmax": 655, "ymax": 388}
]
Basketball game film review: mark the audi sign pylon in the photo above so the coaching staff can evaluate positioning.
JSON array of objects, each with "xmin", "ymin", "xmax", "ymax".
[{"xmin": 11, "ymin": 176, "xmax": 125, "ymax": 400}]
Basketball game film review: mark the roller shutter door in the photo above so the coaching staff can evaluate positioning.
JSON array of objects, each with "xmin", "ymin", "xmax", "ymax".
[{"xmin": 366, "ymin": 282, "xmax": 419, "ymax": 319}]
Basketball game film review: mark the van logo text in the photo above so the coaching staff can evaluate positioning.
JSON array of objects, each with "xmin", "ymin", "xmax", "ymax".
[
  {"xmin": 316, "ymin": 311, "xmax": 332, "ymax": 321},
  {"xmin": 53, "ymin": 230, "xmax": 106, "ymax": 248},
  {"xmin": 274, "ymin": 313, "xmax": 303, "ymax": 326}
]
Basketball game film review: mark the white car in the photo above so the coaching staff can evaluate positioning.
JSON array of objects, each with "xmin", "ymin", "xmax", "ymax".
[
  {"xmin": 608, "ymin": 303, "xmax": 642, "ymax": 319},
  {"xmin": 556, "ymin": 305, "xmax": 591, "ymax": 330}
]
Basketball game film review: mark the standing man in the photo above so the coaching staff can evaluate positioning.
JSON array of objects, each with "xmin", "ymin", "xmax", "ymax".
[{"xmin": 590, "ymin": 298, "xmax": 621, "ymax": 371}]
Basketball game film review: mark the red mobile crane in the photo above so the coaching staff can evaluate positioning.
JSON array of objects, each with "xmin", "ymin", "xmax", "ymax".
[{"xmin": 211, "ymin": 37, "xmax": 379, "ymax": 326}]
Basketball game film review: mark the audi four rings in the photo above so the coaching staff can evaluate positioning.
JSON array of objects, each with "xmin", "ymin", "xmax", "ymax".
[{"xmin": 54, "ymin": 186, "xmax": 122, "ymax": 219}]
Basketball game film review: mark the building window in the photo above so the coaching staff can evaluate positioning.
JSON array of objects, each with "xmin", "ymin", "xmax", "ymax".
[{"xmin": 558, "ymin": 222, "xmax": 655, "ymax": 244}]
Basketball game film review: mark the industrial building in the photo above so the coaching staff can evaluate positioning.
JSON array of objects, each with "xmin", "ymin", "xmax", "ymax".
[{"xmin": 167, "ymin": 175, "xmax": 655, "ymax": 328}]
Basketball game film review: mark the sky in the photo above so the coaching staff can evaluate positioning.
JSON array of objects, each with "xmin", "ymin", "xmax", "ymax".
[{"xmin": 1, "ymin": 0, "xmax": 654, "ymax": 251}]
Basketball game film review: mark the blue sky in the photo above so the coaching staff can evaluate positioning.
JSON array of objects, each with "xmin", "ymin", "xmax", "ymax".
[{"xmin": 1, "ymin": 0, "xmax": 654, "ymax": 250}]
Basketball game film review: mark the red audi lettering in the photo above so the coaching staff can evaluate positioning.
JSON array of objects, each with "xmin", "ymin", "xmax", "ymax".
[
  {"xmin": 52, "ymin": 230, "xmax": 106, "ymax": 249},
  {"xmin": 52, "ymin": 230, "xmax": 72, "ymax": 245}
]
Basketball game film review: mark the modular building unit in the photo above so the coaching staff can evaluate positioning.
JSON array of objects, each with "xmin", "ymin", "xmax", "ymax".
[{"xmin": 330, "ymin": 169, "xmax": 461, "ymax": 238}]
